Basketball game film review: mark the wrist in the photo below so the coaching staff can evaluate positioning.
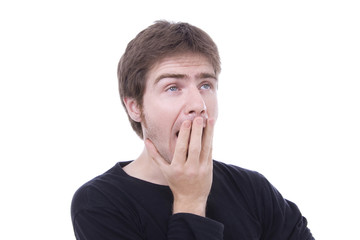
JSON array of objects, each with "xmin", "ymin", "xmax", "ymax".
[{"xmin": 173, "ymin": 198, "xmax": 207, "ymax": 217}]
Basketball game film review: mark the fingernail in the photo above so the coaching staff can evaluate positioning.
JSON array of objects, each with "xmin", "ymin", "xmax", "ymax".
[
  {"xmin": 183, "ymin": 120, "xmax": 191, "ymax": 128},
  {"xmin": 208, "ymin": 118, "xmax": 215, "ymax": 126},
  {"xmin": 196, "ymin": 117, "xmax": 203, "ymax": 125}
]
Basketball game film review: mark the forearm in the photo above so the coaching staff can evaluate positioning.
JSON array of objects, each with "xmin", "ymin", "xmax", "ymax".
[
  {"xmin": 173, "ymin": 197, "xmax": 207, "ymax": 217},
  {"xmin": 168, "ymin": 213, "xmax": 224, "ymax": 240}
]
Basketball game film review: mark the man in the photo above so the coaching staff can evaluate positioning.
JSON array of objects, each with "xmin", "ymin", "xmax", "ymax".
[{"xmin": 71, "ymin": 20, "xmax": 314, "ymax": 239}]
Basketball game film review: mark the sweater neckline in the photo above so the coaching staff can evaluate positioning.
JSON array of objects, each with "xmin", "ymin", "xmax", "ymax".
[{"xmin": 115, "ymin": 161, "xmax": 171, "ymax": 190}]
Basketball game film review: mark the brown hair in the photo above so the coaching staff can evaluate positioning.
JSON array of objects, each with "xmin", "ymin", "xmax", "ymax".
[{"xmin": 117, "ymin": 20, "xmax": 221, "ymax": 138}]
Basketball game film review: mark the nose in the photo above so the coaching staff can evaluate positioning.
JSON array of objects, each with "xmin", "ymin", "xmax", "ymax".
[{"xmin": 185, "ymin": 87, "xmax": 207, "ymax": 118}]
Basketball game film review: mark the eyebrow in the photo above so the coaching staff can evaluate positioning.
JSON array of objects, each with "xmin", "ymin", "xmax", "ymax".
[{"xmin": 154, "ymin": 72, "xmax": 217, "ymax": 85}]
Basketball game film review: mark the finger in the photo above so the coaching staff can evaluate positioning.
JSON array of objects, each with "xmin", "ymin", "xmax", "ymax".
[
  {"xmin": 145, "ymin": 138, "xmax": 169, "ymax": 169},
  {"xmin": 187, "ymin": 117, "xmax": 204, "ymax": 164},
  {"xmin": 172, "ymin": 120, "xmax": 191, "ymax": 165},
  {"xmin": 200, "ymin": 117, "xmax": 215, "ymax": 164}
]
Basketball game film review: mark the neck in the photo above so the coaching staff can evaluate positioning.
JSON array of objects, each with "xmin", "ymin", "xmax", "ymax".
[{"xmin": 123, "ymin": 147, "xmax": 168, "ymax": 186}]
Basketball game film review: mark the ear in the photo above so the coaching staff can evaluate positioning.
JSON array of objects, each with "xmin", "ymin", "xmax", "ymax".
[{"xmin": 123, "ymin": 97, "xmax": 142, "ymax": 122}]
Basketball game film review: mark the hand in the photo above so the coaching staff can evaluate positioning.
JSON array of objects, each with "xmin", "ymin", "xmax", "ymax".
[{"xmin": 145, "ymin": 117, "xmax": 215, "ymax": 217}]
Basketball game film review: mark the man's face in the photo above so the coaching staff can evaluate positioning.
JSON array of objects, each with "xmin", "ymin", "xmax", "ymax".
[{"xmin": 141, "ymin": 52, "xmax": 218, "ymax": 162}]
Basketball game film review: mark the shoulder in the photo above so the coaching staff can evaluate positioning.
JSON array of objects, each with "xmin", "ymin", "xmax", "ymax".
[
  {"xmin": 213, "ymin": 160, "xmax": 268, "ymax": 185},
  {"xmin": 213, "ymin": 161, "xmax": 314, "ymax": 239},
  {"xmin": 71, "ymin": 162, "xmax": 134, "ymax": 220},
  {"xmin": 71, "ymin": 162, "xmax": 149, "ymax": 238},
  {"xmin": 212, "ymin": 160, "xmax": 277, "ymax": 202}
]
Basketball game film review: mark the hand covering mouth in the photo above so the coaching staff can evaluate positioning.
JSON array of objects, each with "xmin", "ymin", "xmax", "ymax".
[{"xmin": 174, "ymin": 119, "xmax": 207, "ymax": 138}]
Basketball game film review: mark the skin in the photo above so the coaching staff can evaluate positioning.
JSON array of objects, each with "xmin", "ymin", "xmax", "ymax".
[{"xmin": 123, "ymin": 52, "xmax": 218, "ymax": 217}]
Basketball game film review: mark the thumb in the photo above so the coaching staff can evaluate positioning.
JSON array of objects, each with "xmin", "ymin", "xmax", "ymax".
[{"xmin": 145, "ymin": 139, "xmax": 169, "ymax": 169}]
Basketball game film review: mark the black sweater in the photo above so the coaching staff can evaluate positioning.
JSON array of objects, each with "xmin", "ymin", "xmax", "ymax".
[{"xmin": 71, "ymin": 160, "xmax": 314, "ymax": 239}]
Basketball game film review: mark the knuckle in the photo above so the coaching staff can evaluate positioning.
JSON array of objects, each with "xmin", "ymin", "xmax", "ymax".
[
  {"xmin": 186, "ymin": 168, "xmax": 198, "ymax": 177},
  {"xmin": 176, "ymin": 143, "xmax": 188, "ymax": 154}
]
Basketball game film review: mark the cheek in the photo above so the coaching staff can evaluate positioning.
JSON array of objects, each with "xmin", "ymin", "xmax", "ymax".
[
  {"xmin": 142, "ymin": 100, "xmax": 179, "ymax": 135},
  {"xmin": 205, "ymin": 96, "xmax": 218, "ymax": 119}
]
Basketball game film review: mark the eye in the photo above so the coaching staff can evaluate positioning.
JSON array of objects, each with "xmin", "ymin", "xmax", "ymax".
[
  {"xmin": 200, "ymin": 83, "xmax": 211, "ymax": 90},
  {"xmin": 166, "ymin": 86, "xmax": 179, "ymax": 92}
]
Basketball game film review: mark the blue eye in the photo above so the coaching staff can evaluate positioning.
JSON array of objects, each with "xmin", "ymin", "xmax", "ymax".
[
  {"xmin": 200, "ymin": 83, "xmax": 211, "ymax": 90},
  {"xmin": 167, "ymin": 86, "xmax": 178, "ymax": 92}
]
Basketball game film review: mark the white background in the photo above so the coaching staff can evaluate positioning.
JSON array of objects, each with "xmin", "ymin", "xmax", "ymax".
[{"xmin": 1, "ymin": 0, "xmax": 359, "ymax": 239}]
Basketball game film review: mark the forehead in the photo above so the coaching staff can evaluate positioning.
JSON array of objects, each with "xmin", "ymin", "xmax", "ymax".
[{"xmin": 146, "ymin": 53, "xmax": 215, "ymax": 83}]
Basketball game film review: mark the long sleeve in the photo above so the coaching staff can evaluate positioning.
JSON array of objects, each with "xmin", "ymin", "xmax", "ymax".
[
  {"xmin": 73, "ymin": 207, "xmax": 145, "ymax": 240},
  {"xmin": 168, "ymin": 213, "xmax": 224, "ymax": 240},
  {"xmin": 258, "ymin": 176, "xmax": 314, "ymax": 240},
  {"xmin": 210, "ymin": 161, "xmax": 314, "ymax": 239},
  {"xmin": 71, "ymin": 172, "xmax": 224, "ymax": 240},
  {"xmin": 71, "ymin": 184, "xmax": 147, "ymax": 240},
  {"xmin": 71, "ymin": 161, "xmax": 313, "ymax": 240},
  {"xmin": 73, "ymin": 208, "xmax": 224, "ymax": 240}
]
